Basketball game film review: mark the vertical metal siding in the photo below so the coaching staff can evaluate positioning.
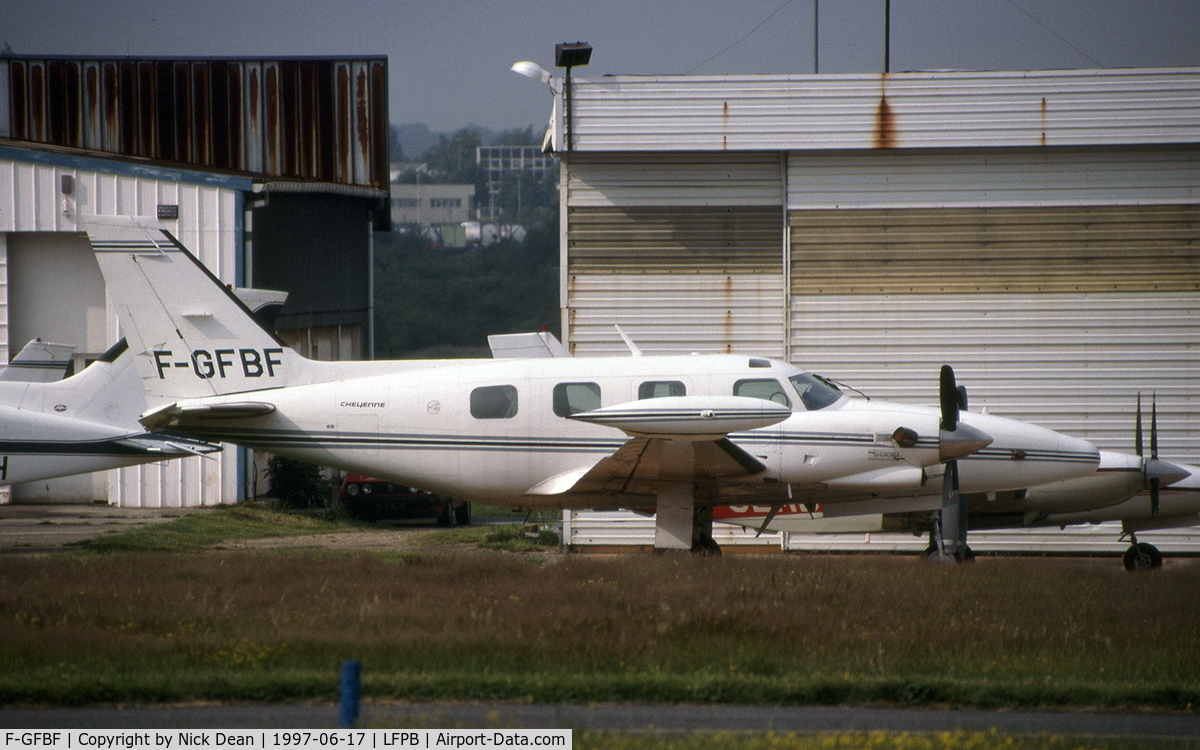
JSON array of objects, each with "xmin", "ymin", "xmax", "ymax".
[
  {"xmin": 568, "ymin": 274, "xmax": 785, "ymax": 357},
  {"xmin": 787, "ymin": 149, "xmax": 1200, "ymax": 209},
  {"xmin": 568, "ymin": 68, "xmax": 1200, "ymax": 152},
  {"xmin": 564, "ymin": 153, "xmax": 786, "ymax": 355},
  {"xmin": 0, "ymin": 61, "xmax": 9, "ymax": 140},
  {"xmin": 0, "ymin": 154, "xmax": 241, "ymax": 506},
  {"xmin": 564, "ymin": 510, "xmax": 782, "ymax": 549},
  {"xmin": 565, "ymin": 512, "xmax": 1200, "ymax": 554},
  {"xmin": 567, "ymin": 152, "xmax": 783, "ymax": 207},
  {"xmin": 0, "ymin": 234, "xmax": 7, "ymax": 364},
  {"xmin": 789, "ymin": 292, "xmax": 1200, "ymax": 462},
  {"xmin": 3, "ymin": 57, "xmax": 389, "ymax": 189},
  {"xmin": 789, "ymin": 204, "xmax": 1200, "ymax": 295}
]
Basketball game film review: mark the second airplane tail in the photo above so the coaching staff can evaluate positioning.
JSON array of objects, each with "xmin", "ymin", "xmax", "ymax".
[{"xmin": 85, "ymin": 215, "xmax": 306, "ymax": 404}]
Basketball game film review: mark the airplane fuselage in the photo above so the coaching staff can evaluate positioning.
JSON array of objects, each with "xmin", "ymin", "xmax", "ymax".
[{"xmin": 152, "ymin": 354, "xmax": 1098, "ymax": 509}]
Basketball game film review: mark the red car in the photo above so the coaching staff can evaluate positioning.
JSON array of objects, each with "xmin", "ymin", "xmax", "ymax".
[{"xmin": 339, "ymin": 473, "xmax": 471, "ymax": 526}]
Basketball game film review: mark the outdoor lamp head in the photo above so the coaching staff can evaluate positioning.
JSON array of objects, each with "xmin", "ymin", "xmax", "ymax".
[
  {"xmin": 554, "ymin": 42, "xmax": 592, "ymax": 68},
  {"xmin": 511, "ymin": 61, "xmax": 553, "ymax": 84}
]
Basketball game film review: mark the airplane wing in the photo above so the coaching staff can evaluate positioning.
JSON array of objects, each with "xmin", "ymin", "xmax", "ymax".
[{"xmin": 525, "ymin": 396, "xmax": 792, "ymax": 507}]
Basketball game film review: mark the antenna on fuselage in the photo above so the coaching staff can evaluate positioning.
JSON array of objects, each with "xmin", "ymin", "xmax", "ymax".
[{"xmin": 614, "ymin": 325, "xmax": 643, "ymax": 356}]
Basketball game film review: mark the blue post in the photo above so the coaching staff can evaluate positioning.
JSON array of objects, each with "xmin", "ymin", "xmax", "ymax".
[{"xmin": 339, "ymin": 660, "xmax": 361, "ymax": 728}]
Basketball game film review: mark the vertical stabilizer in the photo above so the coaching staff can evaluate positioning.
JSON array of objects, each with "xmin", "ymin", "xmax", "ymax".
[{"xmin": 84, "ymin": 215, "xmax": 305, "ymax": 404}]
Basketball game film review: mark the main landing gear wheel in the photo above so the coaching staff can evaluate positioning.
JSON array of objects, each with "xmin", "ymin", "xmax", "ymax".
[
  {"xmin": 1123, "ymin": 541, "xmax": 1162, "ymax": 571},
  {"xmin": 437, "ymin": 501, "xmax": 457, "ymax": 528},
  {"xmin": 454, "ymin": 501, "xmax": 472, "ymax": 526},
  {"xmin": 692, "ymin": 533, "xmax": 722, "ymax": 556},
  {"xmin": 925, "ymin": 540, "xmax": 974, "ymax": 563}
]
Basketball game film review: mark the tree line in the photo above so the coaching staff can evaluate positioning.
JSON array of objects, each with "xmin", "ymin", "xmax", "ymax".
[{"xmin": 374, "ymin": 125, "xmax": 560, "ymax": 358}]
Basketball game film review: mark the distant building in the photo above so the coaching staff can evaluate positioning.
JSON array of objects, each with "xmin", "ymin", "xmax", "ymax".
[
  {"xmin": 391, "ymin": 183, "xmax": 475, "ymax": 246},
  {"xmin": 477, "ymin": 145, "xmax": 557, "ymax": 221},
  {"xmin": 391, "ymin": 183, "xmax": 475, "ymax": 225}
]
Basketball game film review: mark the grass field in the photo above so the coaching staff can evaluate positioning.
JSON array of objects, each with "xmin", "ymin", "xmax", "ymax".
[{"xmin": 1, "ymin": 506, "xmax": 1197, "ymax": 724}]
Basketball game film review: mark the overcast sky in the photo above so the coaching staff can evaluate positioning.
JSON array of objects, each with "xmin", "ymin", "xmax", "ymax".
[{"xmin": 6, "ymin": 0, "xmax": 1199, "ymax": 133}]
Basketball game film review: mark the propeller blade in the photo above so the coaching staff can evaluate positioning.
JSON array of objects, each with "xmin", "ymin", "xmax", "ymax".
[
  {"xmin": 1150, "ymin": 393, "xmax": 1158, "ymax": 460},
  {"xmin": 1135, "ymin": 393, "xmax": 1144, "ymax": 457},
  {"xmin": 937, "ymin": 458, "xmax": 967, "ymax": 561},
  {"xmin": 755, "ymin": 503, "xmax": 784, "ymax": 537},
  {"xmin": 939, "ymin": 365, "xmax": 959, "ymax": 432},
  {"xmin": 1150, "ymin": 477, "xmax": 1160, "ymax": 517}
]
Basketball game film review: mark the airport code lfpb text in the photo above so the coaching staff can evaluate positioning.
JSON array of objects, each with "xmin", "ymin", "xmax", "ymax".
[{"xmin": 2, "ymin": 733, "xmax": 570, "ymax": 750}]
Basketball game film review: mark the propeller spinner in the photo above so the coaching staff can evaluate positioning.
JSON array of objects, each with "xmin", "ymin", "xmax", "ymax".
[{"xmin": 938, "ymin": 365, "xmax": 992, "ymax": 461}]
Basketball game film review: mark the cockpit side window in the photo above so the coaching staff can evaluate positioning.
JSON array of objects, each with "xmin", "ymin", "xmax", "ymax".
[
  {"xmin": 733, "ymin": 378, "xmax": 792, "ymax": 408},
  {"xmin": 789, "ymin": 373, "xmax": 843, "ymax": 411},
  {"xmin": 638, "ymin": 381, "xmax": 686, "ymax": 399},
  {"xmin": 470, "ymin": 385, "xmax": 519, "ymax": 419},
  {"xmin": 553, "ymin": 382, "xmax": 601, "ymax": 417}
]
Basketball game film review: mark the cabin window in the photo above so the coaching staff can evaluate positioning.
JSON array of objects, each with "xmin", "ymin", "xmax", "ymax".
[
  {"xmin": 789, "ymin": 373, "xmax": 843, "ymax": 411},
  {"xmin": 553, "ymin": 382, "xmax": 601, "ymax": 417},
  {"xmin": 638, "ymin": 381, "xmax": 686, "ymax": 399},
  {"xmin": 733, "ymin": 378, "xmax": 792, "ymax": 408},
  {"xmin": 471, "ymin": 385, "xmax": 518, "ymax": 419}
]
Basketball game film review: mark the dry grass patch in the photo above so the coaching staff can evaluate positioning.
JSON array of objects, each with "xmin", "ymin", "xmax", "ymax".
[{"xmin": 1, "ymin": 551, "xmax": 1197, "ymax": 708}]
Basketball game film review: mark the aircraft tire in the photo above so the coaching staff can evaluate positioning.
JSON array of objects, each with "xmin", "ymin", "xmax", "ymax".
[
  {"xmin": 692, "ymin": 534, "xmax": 722, "ymax": 556},
  {"xmin": 1123, "ymin": 542, "xmax": 1162, "ymax": 571},
  {"xmin": 925, "ymin": 543, "xmax": 973, "ymax": 563},
  {"xmin": 437, "ymin": 500, "xmax": 457, "ymax": 528},
  {"xmin": 454, "ymin": 501, "xmax": 472, "ymax": 526}
]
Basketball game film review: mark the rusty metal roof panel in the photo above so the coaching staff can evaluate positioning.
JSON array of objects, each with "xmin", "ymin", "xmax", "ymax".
[
  {"xmin": 562, "ymin": 67, "xmax": 1200, "ymax": 152},
  {"xmin": 2, "ymin": 56, "xmax": 389, "ymax": 190}
]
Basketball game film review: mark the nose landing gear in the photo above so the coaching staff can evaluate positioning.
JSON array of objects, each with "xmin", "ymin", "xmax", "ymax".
[{"xmin": 1122, "ymin": 533, "xmax": 1163, "ymax": 571}]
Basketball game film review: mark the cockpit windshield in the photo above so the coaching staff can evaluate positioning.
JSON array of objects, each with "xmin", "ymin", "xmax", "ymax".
[{"xmin": 789, "ymin": 373, "xmax": 844, "ymax": 411}]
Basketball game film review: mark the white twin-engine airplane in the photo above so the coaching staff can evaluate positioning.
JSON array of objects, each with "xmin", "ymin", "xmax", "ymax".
[
  {"xmin": 84, "ymin": 216, "xmax": 1100, "ymax": 553},
  {"xmin": 718, "ymin": 398, "xmax": 1197, "ymax": 569}
]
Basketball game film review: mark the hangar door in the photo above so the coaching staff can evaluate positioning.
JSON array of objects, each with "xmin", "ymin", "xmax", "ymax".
[
  {"xmin": 565, "ymin": 153, "xmax": 786, "ymax": 356},
  {"xmin": 786, "ymin": 203, "xmax": 1200, "ymax": 459}
]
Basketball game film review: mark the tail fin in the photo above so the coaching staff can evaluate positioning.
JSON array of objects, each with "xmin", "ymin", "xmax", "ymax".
[{"xmin": 84, "ymin": 215, "xmax": 306, "ymax": 404}]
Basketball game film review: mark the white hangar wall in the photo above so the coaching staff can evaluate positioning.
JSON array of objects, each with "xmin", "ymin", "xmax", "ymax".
[
  {"xmin": 0, "ymin": 144, "xmax": 248, "ymax": 506},
  {"xmin": 559, "ymin": 68, "xmax": 1200, "ymax": 549}
]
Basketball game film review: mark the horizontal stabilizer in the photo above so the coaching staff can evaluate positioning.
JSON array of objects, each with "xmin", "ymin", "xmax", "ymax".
[
  {"xmin": 114, "ymin": 435, "xmax": 222, "ymax": 457},
  {"xmin": 568, "ymin": 396, "xmax": 790, "ymax": 438},
  {"xmin": 488, "ymin": 331, "xmax": 571, "ymax": 359},
  {"xmin": 0, "ymin": 340, "xmax": 75, "ymax": 382}
]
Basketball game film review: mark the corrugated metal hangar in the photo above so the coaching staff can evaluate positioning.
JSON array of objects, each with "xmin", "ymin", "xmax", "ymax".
[
  {"xmin": 0, "ymin": 56, "xmax": 389, "ymax": 506},
  {"xmin": 551, "ymin": 67, "xmax": 1200, "ymax": 550}
]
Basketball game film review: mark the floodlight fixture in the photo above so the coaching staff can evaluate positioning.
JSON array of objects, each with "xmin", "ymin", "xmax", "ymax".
[
  {"xmin": 554, "ymin": 42, "xmax": 592, "ymax": 69},
  {"xmin": 554, "ymin": 42, "xmax": 591, "ymax": 153}
]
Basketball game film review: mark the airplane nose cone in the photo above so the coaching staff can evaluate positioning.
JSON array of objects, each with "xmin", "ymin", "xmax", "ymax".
[
  {"xmin": 940, "ymin": 422, "xmax": 993, "ymax": 462},
  {"xmin": 1146, "ymin": 458, "xmax": 1191, "ymax": 488}
]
